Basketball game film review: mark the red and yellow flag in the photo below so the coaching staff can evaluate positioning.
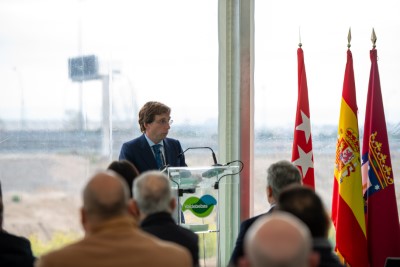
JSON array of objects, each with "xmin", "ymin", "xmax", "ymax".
[
  {"xmin": 361, "ymin": 48, "xmax": 400, "ymax": 267},
  {"xmin": 332, "ymin": 49, "xmax": 368, "ymax": 267},
  {"xmin": 292, "ymin": 47, "xmax": 315, "ymax": 188}
]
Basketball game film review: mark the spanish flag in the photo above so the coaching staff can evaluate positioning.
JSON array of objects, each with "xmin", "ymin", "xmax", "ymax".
[
  {"xmin": 361, "ymin": 46, "xmax": 400, "ymax": 267},
  {"xmin": 332, "ymin": 49, "xmax": 368, "ymax": 267},
  {"xmin": 292, "ymin": 47, "xmax": 315, "ymax": 188}
]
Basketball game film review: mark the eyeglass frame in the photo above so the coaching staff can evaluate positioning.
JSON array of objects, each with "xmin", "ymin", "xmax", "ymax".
[{"xmin": 153, "ymin": 119, "xmax": 173, "ymax": 126}]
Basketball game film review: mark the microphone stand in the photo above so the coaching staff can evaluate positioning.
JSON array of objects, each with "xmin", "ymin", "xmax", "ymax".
[{"xmin": 178, "ymin": 146, "xmax": 222, "ymax": 166}]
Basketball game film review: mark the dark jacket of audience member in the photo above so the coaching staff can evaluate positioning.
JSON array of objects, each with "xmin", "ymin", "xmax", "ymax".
[
  {"xmin": 141, "ymin": 212, "xmax": 199, "ymax": 266},
  {"xmin": 277, "ymin": 184, "xmax": 343, "ymax": 267},
  {"xmin": 0, "ymin": 181, "xmax": 36, "ymax": 267},
  {"xmin": 229, "ymin": 160, "xmax": 302, "ymax": 266},
  {"xmin": 134, "ymin": 171, "xmax": 199, "ymax": 267}
]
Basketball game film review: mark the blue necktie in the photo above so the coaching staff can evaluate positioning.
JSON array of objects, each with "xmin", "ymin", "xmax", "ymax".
[{"xmin": 152, "ymin": 144, "xmax": 163, "ymax": 169}]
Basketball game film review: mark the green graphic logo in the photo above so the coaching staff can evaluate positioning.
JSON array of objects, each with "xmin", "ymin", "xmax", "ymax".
[{"xmin": 182, "ymin": 194, "xmax": 217, "ymax": 218}]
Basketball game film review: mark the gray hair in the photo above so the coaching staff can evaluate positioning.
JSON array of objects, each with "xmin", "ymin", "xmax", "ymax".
[
  {"xmin": 133, "ymin": 171, "xmax": 172, "ymax": 215},
  {"xmin": 267, "ymin": 160, "xmax": 302, "ymax": 199}
]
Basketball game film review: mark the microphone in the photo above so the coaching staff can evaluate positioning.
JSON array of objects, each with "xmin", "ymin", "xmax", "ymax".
[
  {"xmin": 202, "ymin": 167, "xmax": 225, "ymax": 178},
  {"xmin": 177, "ymin": 146, "xmax": 221, "ymax": 166}
]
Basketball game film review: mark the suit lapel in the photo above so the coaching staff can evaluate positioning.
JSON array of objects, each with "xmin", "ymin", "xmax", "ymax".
[{"xmin": 139, "ymin": 134, "xmax": 158, "ymax": 170}]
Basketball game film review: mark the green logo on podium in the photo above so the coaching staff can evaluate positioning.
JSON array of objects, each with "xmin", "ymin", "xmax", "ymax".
[{"xmin": 182, "ymin": 194, "xmax": 217, "ymax": 218}]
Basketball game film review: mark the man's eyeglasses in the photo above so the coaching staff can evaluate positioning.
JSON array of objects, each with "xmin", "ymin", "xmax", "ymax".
[{"xmin": 153, "ymin": 119, "xmax": 173, "ymax": 126}]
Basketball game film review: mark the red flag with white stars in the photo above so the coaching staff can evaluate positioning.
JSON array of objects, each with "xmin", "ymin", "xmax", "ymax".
[{"xmin": 292, "ymin": 47, "xmax": 315, "ymax": 188}]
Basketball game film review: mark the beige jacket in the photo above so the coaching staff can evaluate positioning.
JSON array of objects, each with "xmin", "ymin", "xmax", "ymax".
[{"xmin": 35, "ymin": 216, "xmax": 192, "ymax": 267}]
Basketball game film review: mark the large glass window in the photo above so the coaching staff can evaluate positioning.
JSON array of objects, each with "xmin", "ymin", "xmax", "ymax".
[
  {"xmin": 0, "ymin": 0, "xmax": 218, "ymax": 258},
  {"xmin": 254, "ymin": 0, "xmax": 400, "ymax": 223}
]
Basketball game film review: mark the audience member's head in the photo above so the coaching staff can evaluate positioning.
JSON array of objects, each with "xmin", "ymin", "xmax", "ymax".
[
  {"xmin": 277, "ymin": 184, "xmax": 330, "ymax": 238},
  {"xmin": 107, "ymin": 160, "xmax": 139, "ymax": 198},
  {"xmin": 133, "ymin": 171, "xmax": 174, "ymax": 219},
  {"xmin": 81, "ymin": 171, "xmax": 134, "ymax": 233},
  {"xmin": 266, "ymin": 160, "xmax": 302, "ymax": 205},
  {"xmin": 243, "ymin": 211, "xmax": 317, "ymax": 267}
]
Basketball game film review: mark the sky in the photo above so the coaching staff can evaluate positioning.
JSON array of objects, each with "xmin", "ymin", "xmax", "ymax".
[{"xmin": 0, "ymin": 0, "xmax": 399, "ymax": 129}]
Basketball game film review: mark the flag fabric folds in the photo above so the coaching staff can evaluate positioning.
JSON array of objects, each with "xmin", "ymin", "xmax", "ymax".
[
  {"xmin": 292, "ymin": 47, "xmax": 315, "ymax": 188},
  {"xmin": 361, "ymin": 48, "xmax": 400, "ymax": 267},
  {"xmin": 332, "ymin": 49, "xmax": 368, "ymax": 267}
]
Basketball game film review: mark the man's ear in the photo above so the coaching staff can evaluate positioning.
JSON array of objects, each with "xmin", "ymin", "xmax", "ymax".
[
  {"xmin": 237, "ymin": 256, "xmax": 251, "ymax": 267},
  {"xmin": 128, "ymin": 199, "xmax": 140, "ymax": 219},
  {"xmin": 80, "ymin": 207, "xmax": 88, "ymax": 232},
  {"xmin": 309, "ymin": 251, "xmax": 321, "ymax": 267},
  {"xmin": 266, "ymin": 186, "xmax": 275, "ymax": 204},
  {"xmin": 170, "ymin": 198, "xmax": 176, "ymax": 212},
  {"xmin": 266, "ymin": 186, "xmax": 272, "ymax": 197}
]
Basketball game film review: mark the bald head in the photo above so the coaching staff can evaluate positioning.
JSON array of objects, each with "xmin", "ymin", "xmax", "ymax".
[
  {"xmin": 133, "ymin": 171, "xmax": 172, "ymax": 215},
  {"xmin": 82, "ymin": 171, "xmax": 130, "ymax": 222},
  {"xmin": 244, "ymin": 212, "xmax": 313, "ymax": 267}
]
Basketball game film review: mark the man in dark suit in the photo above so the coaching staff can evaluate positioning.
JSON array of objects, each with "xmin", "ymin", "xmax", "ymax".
[
  {"xmin": 133, "ymin": 171, "xmax": 199, "ymax": 267},
  {"xmin": 228, "ymin": 160, "xmax": 303, "ymax": 266},
  {"xmin": 0, "ymin": 181, "xmax": 36, "ymax": 267},
  {"xmin": 277, "ymin": 185, "xmax": 343, "ymax": 267},
  {"xmin": 119, "ymin": 101, "xmax": 187, "ymax": 173}
]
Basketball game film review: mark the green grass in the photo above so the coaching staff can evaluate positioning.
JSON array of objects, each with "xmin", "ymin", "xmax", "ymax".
[{"xmin": 30, "ymin": 231, "xmax": 82, "ymax": 257}]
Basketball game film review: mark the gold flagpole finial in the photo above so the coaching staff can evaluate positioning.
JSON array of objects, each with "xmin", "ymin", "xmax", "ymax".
[
  {"xmin": 371, "ymin": 28, "xmax": 377, "ymax": 48},
  {"xmin": 298, "ymin": 27, "xmax": 302, "ymax": 48},
  {"xmin": 347, "ymin": 28, "xmax": 352, "ymax": 48}
]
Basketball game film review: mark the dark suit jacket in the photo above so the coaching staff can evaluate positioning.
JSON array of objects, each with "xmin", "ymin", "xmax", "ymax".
[
  {"xmin": 0, "ymin": 230, "xmax": 36, "ymax": 267},
  {"xmin": 313, "ymin": 238, "xmax": 344, "ymax": 267},
  {"xmin": 228, "ymin": 207, "xmax": 275, "ymax": 266},
  {"xmin": 119, "ymin": 134, "xmax": 187, "ymax": 173},
  {"xmin": 141, "ymin": 212, "xmax": 199, "ymax": 267}
]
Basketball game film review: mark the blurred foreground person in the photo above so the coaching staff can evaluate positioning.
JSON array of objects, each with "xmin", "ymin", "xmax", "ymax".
[
  {"xmin": 0, "ymin": 181, "xmax": 36, "ymax": 267},
  {"xmin": 133, "ymin": 171, "xmax": 199, "ymax": 267},
  {"xmin": 277, "ymin": 185, "xmax": 343, "ymax": 267},
  {"xmin": 229, "ymin": 160, "xmax": 302, "ymax": 265},
  {"xmin": 35, "ymin": 171, "xmax": 191, "ymax": 267},
  {"xmin": 240, "ymin": 211, "xmax": 319, "ymax": 267}
]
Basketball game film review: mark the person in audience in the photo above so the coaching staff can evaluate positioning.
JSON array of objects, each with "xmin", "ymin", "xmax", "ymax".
[
  {"xmin": 229, "ymin": 160, "xmax": 303, "ymax": 266},
  {"xmin": 0, "ymin": 181, "xmax": 36, "ymax": 267},
  {"xmin": 277, "ymin": 184, "xmax": 343, "ymax": 267},
  {"xmin": 107, "ymin": 160, "xmax": 139, "ymax": 198},
  {"xmin": 133, "ymin": 171, "xmax": 199, "ymax": 267},
  {"xmin": 239, "ymin": 211, "xmax": 319, "ymax": 267},
  {"xmin": 119, "ymin": 101, "xmax": 187, "ymax": 173},
  {"xmin": 35, "ymin": 171, "xmax": 191, "ymax": 267}
]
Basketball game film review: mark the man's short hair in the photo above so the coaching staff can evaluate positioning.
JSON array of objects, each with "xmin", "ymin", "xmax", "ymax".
[
  {"xmin": 133, "ymin": 171, "xmax": 172, "ymax": 214},
  {"xmin": 107, "ymin": 160, "xmax": 140, "ymax": 198},
  {"xmin": 267, "ymin": 160, "xmax": 302, "ymax": 199},
  {"xmin": 138, "ymin": 101, "xmax": 171, "ymax": 133},
  {"xmin": 277, "ymin": 184, "xmax": 329, "ymax": 238}
]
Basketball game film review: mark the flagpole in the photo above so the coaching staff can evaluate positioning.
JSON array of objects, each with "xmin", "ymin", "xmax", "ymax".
[
  {"xmin": 371, "ymin": 28, "xmax": 377, "ymax": 48},
  {"xmin": 347, "ymin": 27, "xmax": 351, "ymax": 49},
  {"xmin": 298, "ymin": 27, "xmax": 302, "ymax": 47}
]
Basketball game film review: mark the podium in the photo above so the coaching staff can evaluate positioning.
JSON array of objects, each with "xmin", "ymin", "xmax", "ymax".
[{"xmin": 168, "ymin": 165, "xmax": 240, "ymax": 267}]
